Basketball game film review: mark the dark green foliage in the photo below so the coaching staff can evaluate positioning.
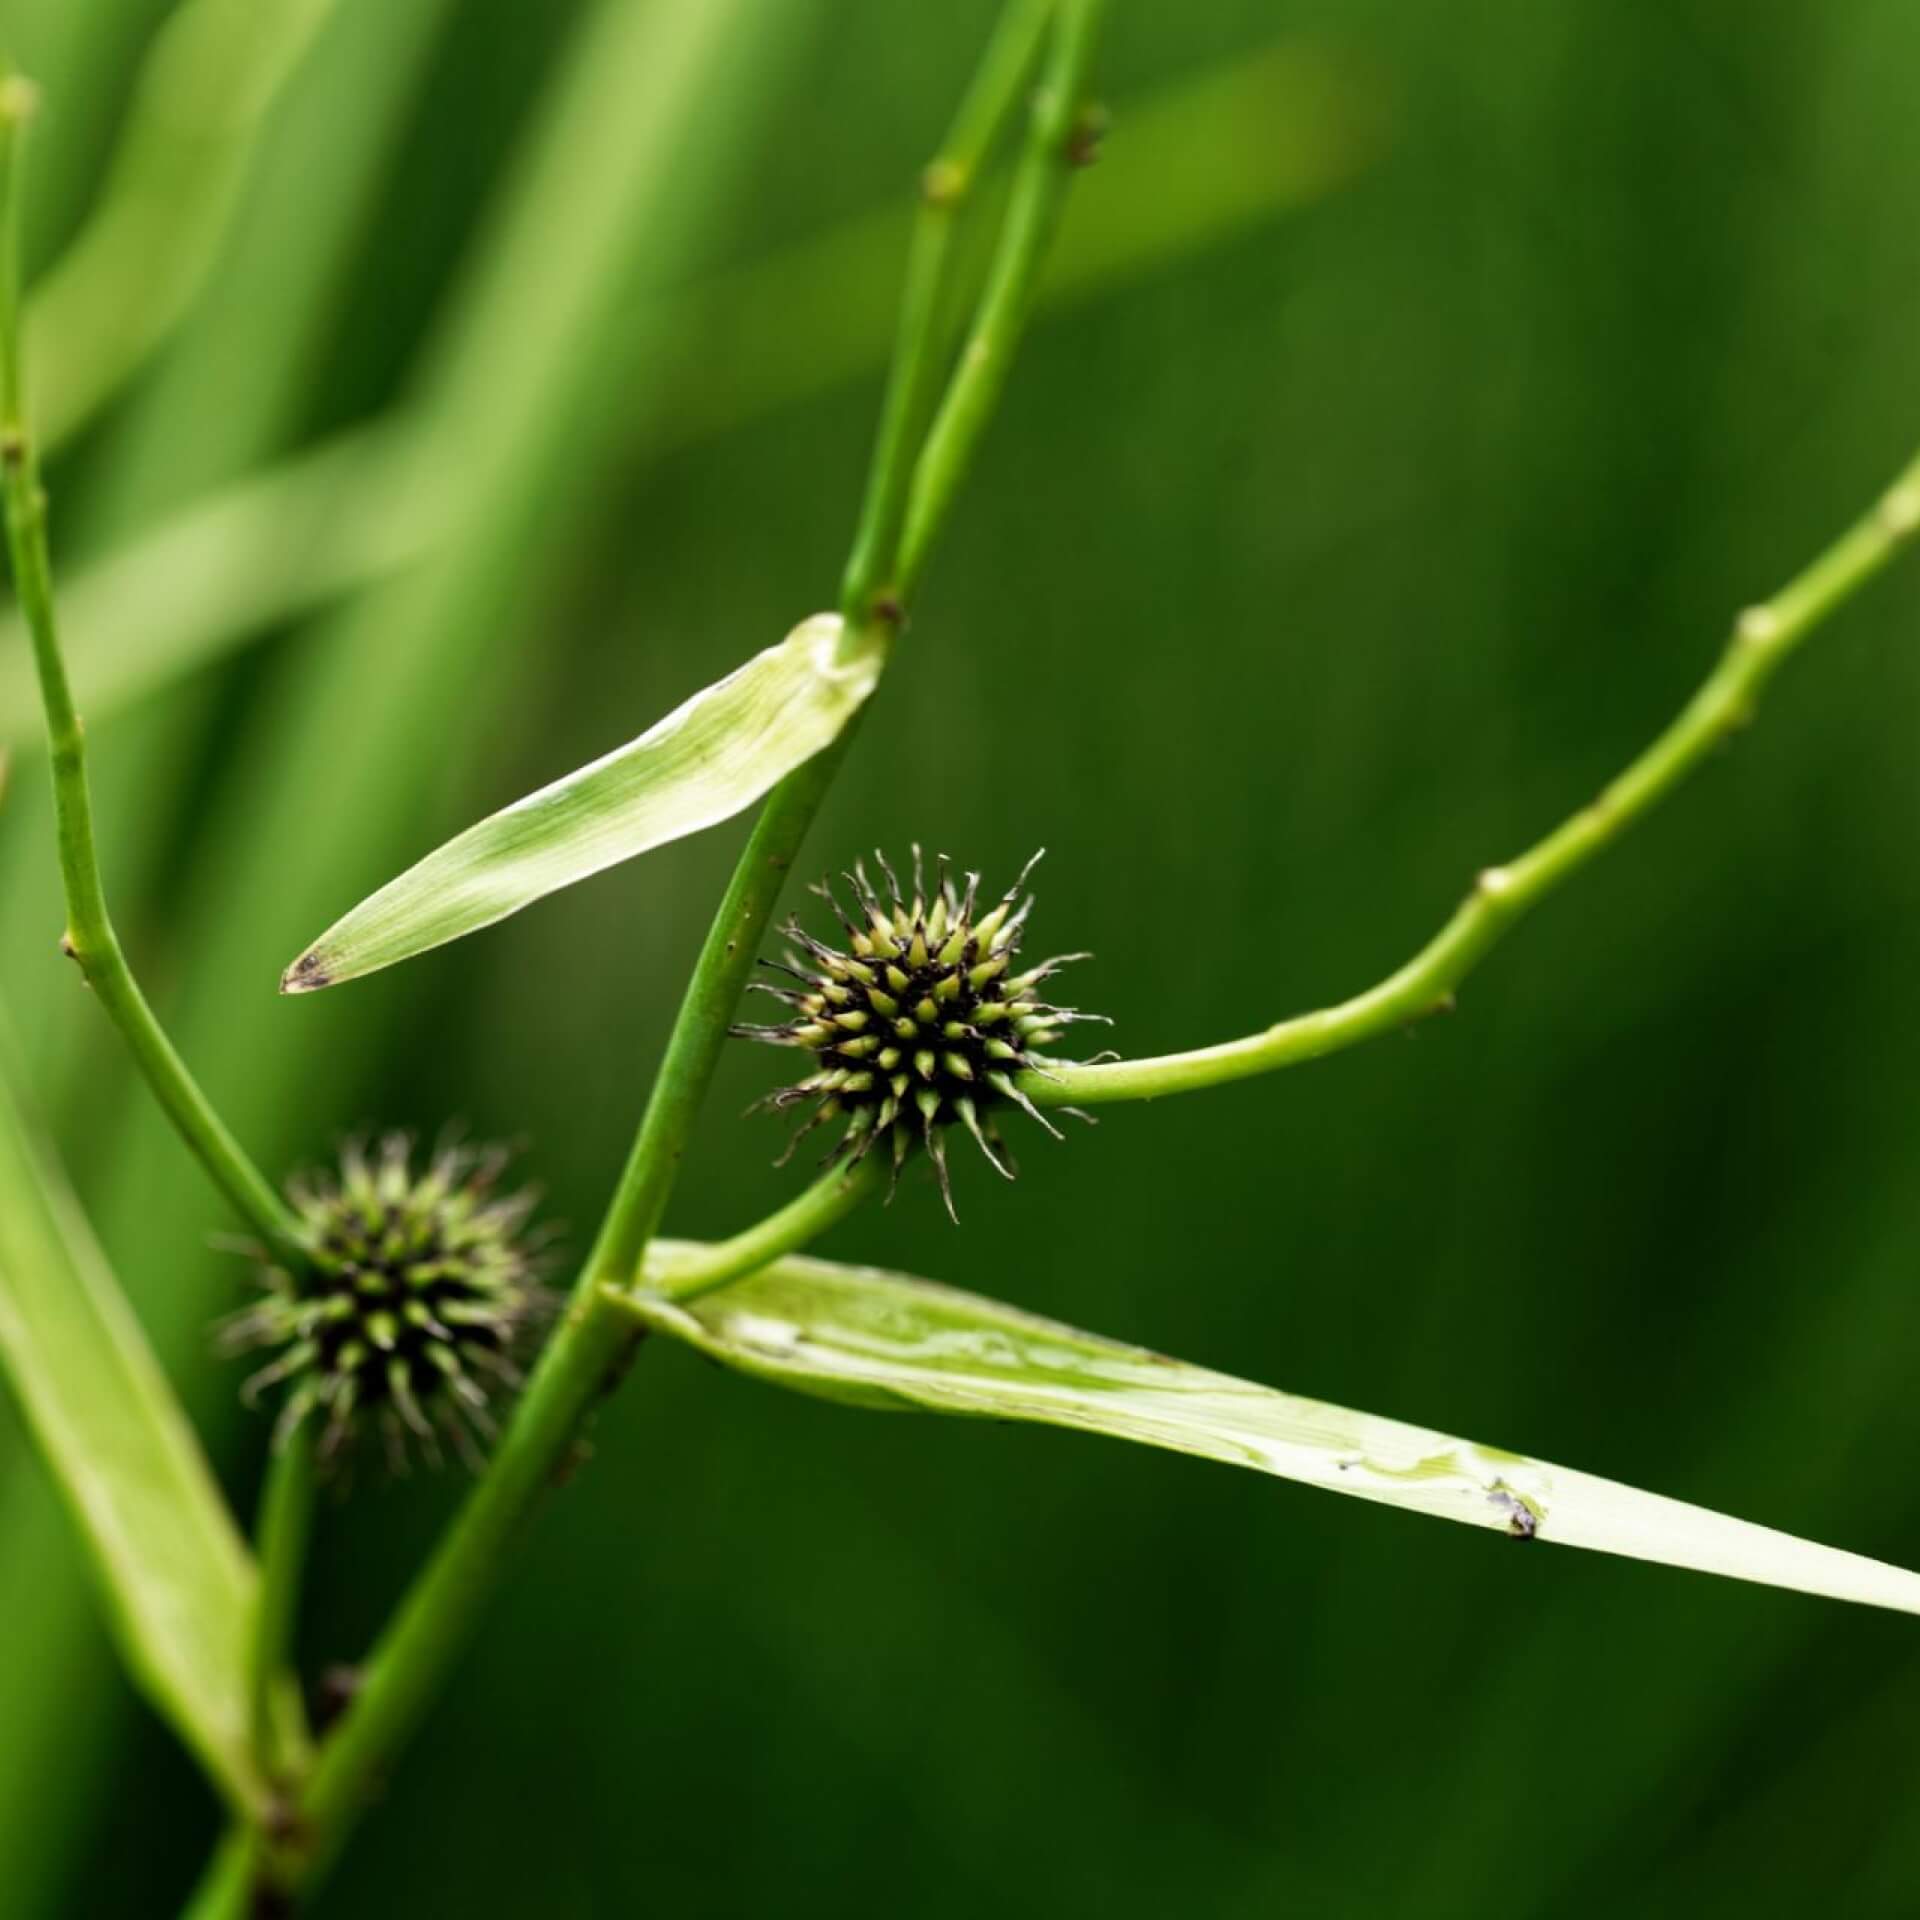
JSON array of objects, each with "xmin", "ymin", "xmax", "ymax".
[{"xmin": 5, "ymin": 1, "xmax": 1920, "ymax": 1916}]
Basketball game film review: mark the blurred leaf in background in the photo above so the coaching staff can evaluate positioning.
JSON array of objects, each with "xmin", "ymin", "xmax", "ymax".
[
  {"xmin": 0, "ymin": 1016, "xmax": 264, "ymax": 1823},
  {"xmin": 2, "ymin": 1, "xmax": 1919, "ymax": 1916}
]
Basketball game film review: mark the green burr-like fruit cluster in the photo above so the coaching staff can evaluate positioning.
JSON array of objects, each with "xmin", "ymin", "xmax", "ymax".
[
  {"xmin": 223, "ymin": 1136, "xmax": 550, "ymax": 1469},
  {"xmin": 734, "ymin": 848, "xmax": 1105, "ymax": 1217}
]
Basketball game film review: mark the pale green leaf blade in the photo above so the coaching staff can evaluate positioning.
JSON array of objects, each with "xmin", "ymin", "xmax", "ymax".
[
  {"xmin": 0, "ymin": 423, "xmax": 433, "ymax": 746},
  {"xmin": 0, "ymin": 1034, "xmax": 265, "ymax": 1814},
  {"xmin": 631, "ymin": 1247, "xmax": 1920, "ymax": 1618},
  {"xmin": 282, "ymin": 613, "xmax": 878, "ymax": 991}
]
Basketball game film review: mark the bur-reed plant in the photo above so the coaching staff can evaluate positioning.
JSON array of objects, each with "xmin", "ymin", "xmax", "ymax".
[{"xmin": 3, "ymin": 4, "xmax": 1920, "ymax": 1915}]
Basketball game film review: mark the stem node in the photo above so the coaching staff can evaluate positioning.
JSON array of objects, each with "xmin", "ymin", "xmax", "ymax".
[
  {"xmin": 1067, "ymin": 102, "xmax": 1110, "ymax": 166},
  {"xmin": 921, "ymin": 158, "xmax": 966, "ymax": 206}
]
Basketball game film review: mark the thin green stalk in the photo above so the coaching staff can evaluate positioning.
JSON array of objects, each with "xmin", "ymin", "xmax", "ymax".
[
  {"xmin": 0, "ymin": 7, "xmax": 472, "ymax": 1906},
  {"xmin": 176, "ymin": 1829, "xmax": 250, "ymax": 1920},
  {"xmin": 0, "ymin": 69, "xmax": 298, "ymax": 1253},
  {"xmin": 291, "ymin": 731, "xmax": 857, "ymax": 1883},
  {"xmin": 576, "ymin": 734, "xmax": 865, "ymax": 1288},
  {"xmin": 248, "ymin": 1424, "xmax": 314, "ymax": 1783},
  {"xmin": 839, "ymin": 0, "xmax": 1055, "ymax": 623},
  {"xmin": 286, "ymin": 3, "xmax": 1113, "ymax": 1890},
  {"xmin": 2, "ymin": 33, "xmax": 1376, "ymax": 745},
  {"xmin": 897, "ymin": 0, "xmax": 1112, "ymax": 600},
  {"xmin": 1031, "ymin": 452, "xmax": 1920, "ymax": 1107},
  {"xmin": 636, "ymin": 1156, "xmax": 885, "ymax": 1308}
]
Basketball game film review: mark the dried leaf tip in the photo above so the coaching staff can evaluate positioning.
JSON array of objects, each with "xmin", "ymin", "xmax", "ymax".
[{"xmin": 279, "ymin": 951, "xmax": 332, "ymax": 996}]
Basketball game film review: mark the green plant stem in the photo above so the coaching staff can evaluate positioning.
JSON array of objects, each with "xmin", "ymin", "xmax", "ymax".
[
  {"xmin": 0, "ymin": 69, "xmax": 299, "ymax": 1254},
  {"xmin": 838, "ymin": 0, "xmax": 1055, "ymax": 622},
  {"xmin": 176, "ymin": 1829, "xmax": 250, "ymax": 1920},
  {"xmin": 897, "ymin": 0, "xmax": 1112, "ymax": 600},
  {"xmin": 291, "ymin": 732, "xmax": 858, "ymax": 1883},
  {"xmin": 1029, "ymin": 450, "xmax": 1920, "ymax": 1108},
  {"xmin": 635, "ymin": 1156, "xmax": 885, "ymax": 1307},
  {"xmin": 286, "ymin": 1, "xmax": 1113, "ymax": 1890},
  {"xmin": 248, "ymin": 1424, "xmax": 314, "ymax": 1783},
  {"xmin": 2, "ymin": 35, "xmax": 1376, "ymax": 745}
]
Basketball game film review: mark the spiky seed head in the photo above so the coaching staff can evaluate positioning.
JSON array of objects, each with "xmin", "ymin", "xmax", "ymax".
[
  {"xmin": 732, "ymin": 847, "xmax": 1106, "ymax": 1218},
  {"xmin": 221, "ymin": 1135, "xmax": 553, "ymax": 1471}
]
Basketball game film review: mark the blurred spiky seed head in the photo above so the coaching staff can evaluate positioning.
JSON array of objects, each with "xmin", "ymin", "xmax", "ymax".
[
  {"xmin": 221, "ymin": 1136, "xmax": 552, "ymax": 1471},
  {"xmin": 732, "ymin": 848, "xmax": 1105, "ymax": 1217}
]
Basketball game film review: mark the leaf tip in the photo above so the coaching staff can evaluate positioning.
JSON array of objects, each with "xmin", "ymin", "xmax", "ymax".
[{"xmin": 279, "ymin": 951, "xmax": 333, "ymax": 996}]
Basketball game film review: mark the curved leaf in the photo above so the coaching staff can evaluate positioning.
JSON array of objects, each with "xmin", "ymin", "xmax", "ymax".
[
  {"xmin": 282, "ymin": 613, "xmax": 878, "ymax": 991},
  {"xmin": 0, "ymin": 1032, "xmax": 265, "ymax": 1815},
  {"xmin": 0, "ymin": 423, "xmax": 432, "ymax": 745},
  {"xmin": 628, "ymin": 1247, "xmax": 1920, "ymax": 1618}
]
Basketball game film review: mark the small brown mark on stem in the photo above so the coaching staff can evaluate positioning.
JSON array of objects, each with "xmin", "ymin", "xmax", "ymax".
[
  {"xmin": 1067, "ymin": 102, "xmax": 1111, "ymax": 167},
  {"xmin": 313, "ymin": 1663, "xmax": 363, "ymax": 1733},
  {"xmin": 261, "ymin": 1795, "xmax": 309, "ymax": 1851},
  {"xmin": 551, "ymin": 1436, "xmax": 594, "ymax": 1489},
  {"xmin": 596, "ymin": 1328, "xmax": 645, "ymax": 1403}
]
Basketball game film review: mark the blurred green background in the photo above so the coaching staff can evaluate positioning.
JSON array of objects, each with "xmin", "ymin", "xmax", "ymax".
[{"xmin": 3, "ymin": 0, "xmax": 1920, "ymax": 1912}]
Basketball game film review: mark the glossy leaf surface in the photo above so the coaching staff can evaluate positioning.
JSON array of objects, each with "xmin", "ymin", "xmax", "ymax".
[
  {"xmin": 283, "ymin": 613, "xmax": 878, "ymax": 991},
  {"xmin": 630, "ymin": 1247, "xmax": 1920, "ymax": 1618}
]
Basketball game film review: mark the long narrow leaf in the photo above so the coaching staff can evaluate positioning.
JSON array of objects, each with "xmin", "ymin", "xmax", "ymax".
[
  {"xmin": 0, "ymin": 422, "xmax": 430, "ymax": 744},
  {"xmin": 0, "ymin": 1031, "xmax": 264, "ymax": 1814},
  {"xmin": 282, "ymin": 613, "xmax": 878, "ymax": 991},
  {"xmin": 27, "ymin": 0, "xmax": 342, "ymax": 449},
  {"xmin": 628, "ymin": 1248, "xmax": 1920, "ymax": 1617},
  {"xmin": 0, "ymin": 39, "xmax": 1375, "ymax": 750}
]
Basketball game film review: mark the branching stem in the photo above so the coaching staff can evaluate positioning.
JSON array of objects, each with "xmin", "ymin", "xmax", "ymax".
[
  {"xmin": 897, "ymin": 0, "xmax": 1111, "ymax": 600},
  {"xmin": 285, "ymin": 5, "xmax": 1114, "ymax": 1892},
  {"xmin": 839, "ymin": 0, "xmax": 1055, "ymax": 625},
  {"xmin": 0, "ymin": 71, "xmax": 301, "ymax": 1255},
  {"xmin": 1029, "ymin": 451, "xmax": 1920, "ymax": 1106},
  {"xmin": 249, "ymin": 1424, "xmax": 315, "ymax": 1783},
  {"xmin": 633, "ymin": 1156, "xmax": 885, "ymax": 1308}
]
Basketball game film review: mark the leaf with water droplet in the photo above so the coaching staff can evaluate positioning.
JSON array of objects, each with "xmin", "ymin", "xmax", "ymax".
[{"xmin": 623, "ymin": 1247, "xmax": 1920, "ymax": 1619}]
